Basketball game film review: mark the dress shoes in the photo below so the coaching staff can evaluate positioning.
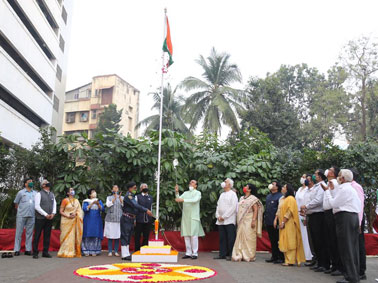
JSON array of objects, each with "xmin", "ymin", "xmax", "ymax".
[
  {"xmin": 14, "ymin": 251, "xmax": 20, "ymax": 256},
  {"xmin": 305, "ymin": 261, "xmax": 316, "ymax": 267},
  {"xmin": 24, "ymin": 251, "xmax": 32, "ymax": 256},
  {"xmin": 42, "ymin": 253, "xmax": 52, "ymax": 258},
  {"xmin": 273, "ymin": 259, "xmax": 284, "ymax": 264},
  {"xmin": 314, "ymin": 267, "xmax": 327, "ymax": 272},
  {"xmin": 360, "ymin": 274, "xmax": 367, "ymax": 280},
  {"xmin": 331, "ymin": 270, "xmax": 343, "ymax": 276},
  {"xmin": 182, "ymin": 255, "xmax": 191, "ymax": 259},
  {"xmin": 33, "ymin": 254, "xmax": 39, "ymax": 259},
  {"xmin": 122, "ymin": 256, "xmax": 131, "ymax": 260},
  {"xmin": 310, "ymin": 265, "xmax": 320, "ymax": 270},
  {"xmin": 213, "ymin": 256, "xmax": 226, "ymax": 260},
  {"xmin": 265, "ymin": 258, "xmax": 275, "ymax": 263},
  {"xmin": 191, "ymin": 256, "xmax": 198, "ymax": 260},
  {"xmin": 336, "ymin": 280, "xmax": 351, "ymax": 283},
  {"xmin": 226, "ymin": 256, "xmax": 231, "ymax": 261},
  {"xmin": 324, "ymin": 269, "xmax": 332, "ymax": 274}
]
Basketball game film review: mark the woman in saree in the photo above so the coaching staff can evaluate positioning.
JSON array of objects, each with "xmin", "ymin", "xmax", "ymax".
[
  {"xmin": 278, "ymin": 184, "xmax": 305, "ymax": 266},
  {"xmin": 232, "ymin": 183, "xmax": 264, "ymax": 262},
  {"xmin": 58, "ymin": 187, "xmax": 83, "ymax": 258}
]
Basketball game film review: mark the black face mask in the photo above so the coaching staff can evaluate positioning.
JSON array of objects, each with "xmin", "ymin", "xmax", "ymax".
[
  {"xmin": 304, "ymin": 180, "xmax": 309, "ymax": 186},
  {"xmin": 45, "ymin": 183, "xmax": 51, "ymax": 188},
  {"xmin": 142, "ymin": 188, "xmax": 149, "ymax": 193}
]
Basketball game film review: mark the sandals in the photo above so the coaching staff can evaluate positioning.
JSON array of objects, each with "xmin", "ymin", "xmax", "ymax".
[{"xmin": 282, "ymin": 263, "xmax": 294, "ymax": 266}]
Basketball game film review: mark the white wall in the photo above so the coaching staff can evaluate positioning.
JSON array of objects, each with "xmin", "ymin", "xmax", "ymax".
[{"xmin": 0, "ymin": 100, "xmax": 41, "ymax": 149}]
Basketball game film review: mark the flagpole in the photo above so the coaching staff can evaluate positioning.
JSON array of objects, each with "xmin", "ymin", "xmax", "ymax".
[{"xmin": 155, "ymin": 8, "xmax": 167, "ymax": 240}]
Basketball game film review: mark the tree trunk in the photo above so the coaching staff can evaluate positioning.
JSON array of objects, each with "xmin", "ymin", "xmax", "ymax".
[{"xmin": 361, "ymin": 77, "xmax": 367, "ymax": 141}]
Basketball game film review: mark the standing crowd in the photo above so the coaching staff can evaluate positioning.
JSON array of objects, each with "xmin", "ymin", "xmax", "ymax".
[
  {"xmin": 12, "ymin": 179, "xmax": 152, "ymax": 260},
  {"xmin": 10, "ymin": 167, "xmax": 370, "ymax": 282}
]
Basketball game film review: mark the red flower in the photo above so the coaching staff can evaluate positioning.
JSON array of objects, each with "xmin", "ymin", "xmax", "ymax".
[{"xmin": 141, "ymin": 263, "xmax": 161, "ymax": 267}]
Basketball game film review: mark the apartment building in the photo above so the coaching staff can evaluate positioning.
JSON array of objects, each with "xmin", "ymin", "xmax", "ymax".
[
  {"xmin": 0, "ymin": 0, "xmax": 73, "ymax": 148},
  {"xmin": 63, "ymin": 74, "xmax": 140, "ymax": 138}
]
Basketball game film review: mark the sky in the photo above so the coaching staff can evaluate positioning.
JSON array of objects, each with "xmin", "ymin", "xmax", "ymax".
[{"xmin": 65, "ymin": 0, "xmax": 378, "ymax": 139}]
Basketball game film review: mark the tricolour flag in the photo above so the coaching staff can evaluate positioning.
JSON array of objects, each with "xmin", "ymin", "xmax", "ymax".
[{"xmin": 162, "ymin": 15, "xmax": 173, "ymax": 67}]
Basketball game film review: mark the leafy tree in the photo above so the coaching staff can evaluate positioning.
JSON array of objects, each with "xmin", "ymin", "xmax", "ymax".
[
  {"xmin": 135, "ymin": 84, "xmax": 191, "ymax": 136},
  {"xmin": 96, "ymin": 103, "xmax": 122, "ymax": 134},
  {"xmin": 339, "ymin": 36, "xmax": 378, "ymax": 141},
  {"xmin": 181, "ymin": 47, "xmax": 244, "ymax": 135}
]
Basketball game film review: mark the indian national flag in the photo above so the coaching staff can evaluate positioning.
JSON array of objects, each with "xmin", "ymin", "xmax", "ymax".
[{"xmin": 162, "ymin": 15, "xmax": 173, "ymax": 67}]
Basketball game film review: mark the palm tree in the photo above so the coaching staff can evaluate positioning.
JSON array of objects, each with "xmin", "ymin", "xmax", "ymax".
[
  {"xmin": 135, "ymin": 84, "xmax": 191, "ymax": 136},
  {"xmin": 181, "ymin": 47, "xmax": 244, "ymax": 135}
]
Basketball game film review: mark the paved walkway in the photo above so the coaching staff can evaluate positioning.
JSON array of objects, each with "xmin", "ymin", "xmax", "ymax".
[{"xmin": 0, "ymin": 251, "xmax": 377, "ymax": 283}]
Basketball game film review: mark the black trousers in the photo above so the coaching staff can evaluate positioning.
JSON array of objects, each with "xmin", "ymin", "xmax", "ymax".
[
  {"xmin": 32, "ymin": 218, "xmax": 52, "ymax": 255},
  {"xmin": 218, "ymin": 224, "xmax": 236, "ymax": 257},
  {"xmin": 335, "ymin": 212, "xmax": 360, "ymax": 283},
  {"xmin": 120, "ymin": 215, "xmax": 134, "ymax": 246},
  {"xmin": 134, "ymin": 222, "xmax": 151, "ymax": 251},
  {"xmin": 324, "ymin": 209, "xmax": 342, "ymax": 271},
  {"xmin": 266, "ymin": 225, "xmax": 284, "ymax": 261},
  {"xmin": 308, "ymin": 212, "xmax": 330, "ymax": 269},
  {"xmin": 359, "ymin": 215, "xmax": 366, "ymax": 275}
]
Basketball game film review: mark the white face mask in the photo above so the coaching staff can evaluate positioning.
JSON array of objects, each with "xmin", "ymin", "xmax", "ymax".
[
  {"xmin": 221, "ymin": 182, "xmax": 226, "ymax": 189},
  {"xmin": 324, "ymin": 169, "xmax": 329, "ymax": 178},
  {"xmin": 300, "ymin": 177, "xmax": 305, "ymax": 185},
  {"xmin": 189, "ymin": 186, "xmax": 194, "ymax": 191}
]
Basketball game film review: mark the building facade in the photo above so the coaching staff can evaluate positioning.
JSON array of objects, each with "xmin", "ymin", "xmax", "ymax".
[
  {"xmin": 0, "ymin": 0, "xmax": 73, "ymax": 148},
  {"xmin": 63, "ymin": 74, "xmax": 140, "ymax": 138}
]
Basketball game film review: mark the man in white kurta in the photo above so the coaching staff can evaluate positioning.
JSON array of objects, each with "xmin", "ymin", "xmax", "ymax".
[
  {"xmin": 175, "ymin": 180, "xmax": 205, "ymax": 259},
  {"xmin": 214, "ymin": 178, "xmax": 238, "ymax": 260}
]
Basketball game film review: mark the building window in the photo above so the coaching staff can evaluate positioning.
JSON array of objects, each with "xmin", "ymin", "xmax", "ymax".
[
  {"xmin": 101, "ymin": 88, "xmax": 113, "ymax": 105},
  {"xmin": 73, "ymin": 92, "xmax": 79, "ymax": 100},
  {"xmin": 36, "ymin": 0, "xmax": 59, "ymax": 35},
  {"xmin": 80, "ymin": 112, "xmax": 89, "ymax": 122},
  {"xmin": 0, "ymin": 32, "xmax": 53, "ymax": 97},
  {"xmin": 128, "ymin": 117, "xmax": 132, "ymax": 131},
  {"xmin": 53, "ymin": 95, "xmax": 59, "ymax": 112},
  {"xmin": 59, "ymin": 34, "xmax": 65, "ymax": 52},
  {"xmin": 66, "ymin": 112, "xmax": 75, "ymax": 123},
  {"xmin": 95, "ymin": 89, "xmax": 101, "ymax": 97},
  {"xmin": 61, "ymin": 6, "xmax": 68, "ymax": 24},
  {"xmin": 56, "ymin": 65, "xmax": 62, "ymax": 81},
  {"xmin": 92, "ymin": 110, "xmax": 97, "ymax": 119},
  {"xmin": 87, "ymin": 89, "xmax": 92, "ymax": 97}
]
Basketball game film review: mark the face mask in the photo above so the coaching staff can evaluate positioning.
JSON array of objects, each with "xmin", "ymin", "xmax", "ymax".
[
  {"xmin": 45, "ymin": 183, "xmax": 51, "ymax": 188},
  {"xmin": 300, "ymin": 178, "xmax": 305, "ymax": 185},
  {"xmin": 268, "ymin": 184, "xmax": 273, "ymax": 190},
  {"xmin": 324, "ymin": 169, "xmax": 329, "ymax": 178},
  {"xmin": 91, "ymin": 192, "xmax": 97, "ymax": 198},
  {"xmin": 189, "ymin": 186, "xmax": 194, "ymax": 191},
  {"xmin": 70, "ymin": 190, "xmax": 75, "ymax": 196},
  {"xmin": 131, "ymin": 189, "xmax": 137, "ymax": 194},
  {"xmin": 221, "ymin": 182, "xmax": 226, "ymax": 189},
  {"xmin": 304, "ymin": 180, "xmax": 309, "ymax": 186},
  {"xmin": 113, "ymin": 191, "xmax": 119, "ymax": 195},
  {"xmin": 243, "ymin": 186, "xmax": 249, "ymax": 194},
  {"xmin": 28, "ymin": 182, "xmax": 34, "ymax": 188},
  {"xmin": 142, "ymin": 188, "xmax": 149, "ymax": 193}
]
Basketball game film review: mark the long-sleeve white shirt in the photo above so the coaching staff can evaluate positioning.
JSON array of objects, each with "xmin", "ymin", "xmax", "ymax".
[
  {"xmin": 305, "ymin": 182, "xmax": 325, "ymax": 214},
  {"xmin": 34, "ymin": 190, "xmax": 56, "ymax": 217},
  {"xmin": 323, "ymin": 179, "xmax": 339, "ymax": 210},
  {"xmin": 215, "ymin": 190, "xmax": 238, "ymax": 225},
  {"xmin": 323, "ymin": 182, "xmax": 361, "ymax": 214}
]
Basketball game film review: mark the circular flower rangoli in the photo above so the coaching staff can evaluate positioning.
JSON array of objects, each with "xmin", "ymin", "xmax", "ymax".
[{"xmin": 74, "ymin": 263, "xmax": 217, "ymax": 282}]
